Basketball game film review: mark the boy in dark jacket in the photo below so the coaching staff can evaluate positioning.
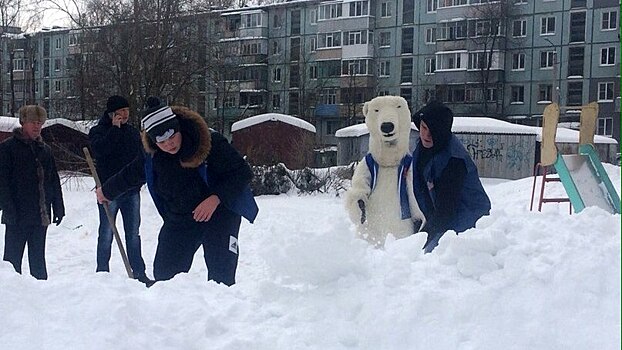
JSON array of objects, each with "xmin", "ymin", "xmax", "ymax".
[
  {"xmin": 88, "ymin": 95, "xmax": 151, "ymax": 285},
  {"xmin": 96, "ymin": 97, "xmax": 258, "ymax": 286},
  {"xmin": 0, "ymin": 105, "xmax": 65, "ymax": 279},
  {"xmin": 412, "ymin": 101, "xmax": 491, "ymax": 253}
]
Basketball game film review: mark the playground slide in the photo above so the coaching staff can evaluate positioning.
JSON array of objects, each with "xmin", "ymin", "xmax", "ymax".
[{"xmin": 554, "ymin": 144, "xmax": 621, "ymax": 214}]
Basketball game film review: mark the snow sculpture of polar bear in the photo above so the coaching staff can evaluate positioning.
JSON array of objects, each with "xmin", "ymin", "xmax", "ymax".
[{"xmin": 345, "ymin": 96, "xmax": 425, "ymax": 247}]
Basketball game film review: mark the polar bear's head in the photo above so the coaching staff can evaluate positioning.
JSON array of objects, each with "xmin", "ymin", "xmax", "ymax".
[{"xmin": 362, "ymin": 96, "xmax": 412, "ymax": 166}]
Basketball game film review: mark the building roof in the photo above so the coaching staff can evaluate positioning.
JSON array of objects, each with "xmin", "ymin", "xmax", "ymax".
[
  {"xmin": 0, "ymin": 116, "xmax": 92, "ymax": 134},
  {"xmin": 335, "ymin": 117, "xmax": 618, "ymax": 144},
  {"xmin": 335, "ymin": 122, "xmax": 418, "ymax": 137},
  {"xmin": 231, "ymin": 113, "xmax": 316, "ymax": 133}
]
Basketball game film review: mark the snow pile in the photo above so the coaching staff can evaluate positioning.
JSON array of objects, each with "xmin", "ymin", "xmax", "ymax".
[{"xmin": 0, "ymin": 165, "xmax": 619, "ymax": 349}]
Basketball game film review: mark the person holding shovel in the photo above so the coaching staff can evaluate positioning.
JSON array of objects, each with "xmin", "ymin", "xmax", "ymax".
[
  {"xmin": 88, "ymin": 95, "xmax": 153, "ymax": 286},
  {"xmin": 96, "ymin": 97, "xmax": 258, "ymax": 286}
]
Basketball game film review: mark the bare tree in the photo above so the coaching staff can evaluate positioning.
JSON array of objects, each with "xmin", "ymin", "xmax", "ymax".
[{"xmin": 467, "ymin": 0, "xmax": 516, "ymax": 118}]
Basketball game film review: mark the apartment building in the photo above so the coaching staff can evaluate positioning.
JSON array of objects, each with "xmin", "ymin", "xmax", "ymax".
[{"xmin": 1, "ymin": 0, "xmax": 619, "ymax": 145}]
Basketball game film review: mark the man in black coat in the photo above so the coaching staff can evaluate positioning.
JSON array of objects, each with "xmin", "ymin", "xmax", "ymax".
[
  {"xmin": 0, "ymin": 105, "xmax": 64, "ymax": 279},
  {"xmin": 88, "ymin": 95, "xmax": 151, "ymax": 285}
]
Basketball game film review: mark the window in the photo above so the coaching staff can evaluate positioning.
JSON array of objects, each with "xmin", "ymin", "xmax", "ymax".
[
  {"xmin": 567, "ymin": 82, "xmax": 583, "ymax": 106},
  {"xmin": 401, "ymin": 58, "xmax": 413, "ymax": 83},
  {"xmin": 513, "ymin": 0, "xmax": 527, "ymax": 4},
  {"xmin": 437, "ymin": 52, "xmax": 464, "ymax": 70},
  {"xmin": 602, "ymin": 11, "xmax": 617, "ymax": 30},
  {"xmin": 468, "ymin": 52, "xmax": 487, "ymax": 70},
  {"xmin": 538, "ymin": 84, "xmax": 553, "ymax": 102},
  {"xmin": 425, "ymin": 28, "xmax": 436, "ymax": 44},
  {"xmin": 318, "ymin": 4, "xmax": 342, "ymax": 20},
  {"xmin": 600, "ymin": 47, "xmax": 616, "ymax": 66},
  {"xmin": 425, "ymin": 58, "xmax": 436, "ymax": 74},
  {"xmin": 379, "ymin": 32, "xmax": 391, "ymax": 47},
  {"xmin": 12, "ymin": 58, "xmax": 25, "ymax": 71},
  {"xmin": 378, "ymin": 61, "xmax": 390, "ymax": 77},
  {"xmin": 381, "ymin": 2, "xmax": 392, "ymax": 17},
  {"xmin": 570, "ymin": 12, "xmax": 585, "ymax": 42},
  {"xmin": 349, "ymin": 1, "xmax": 368, "ymax": 17},
  {"xmin": 570, "ymin": 0, "xmax": 586, "ymax": 8},
  {"xmin": 291, "ymin": 10, "xmax": 300, "ymax": 35},
  {"xmin": 598, "ymin": 82, "xmax": 614, "ymax": 101},
  {"xmin": 272, "ymin": 41, "xmax": 281, "ymax": 55},
  {"xmin": 309, "ymin": 64, "xmax": 318, "ymax": 79},
  {"xmin": 310, "ymin": 10, "xmax": 317, "ymax": 24},
  {"xmin": 512, "ymin": 53, "xmax": 525, "ymax": 70},
  {"xmin": 511, "ymin": 85, "xmax": 525, "ymax": 103},
  {"xmin": 402, "ymin": 27, "xmax": 414, "ymax": 54},
  {"xmin": 540, "ymin": 50, "xmax": 556, "ymax": 68},
  {"xmin": 318, "ymin": 32, "xmax": 341, "ymax": 48},
  {"xmin": 54, "ymin": 80, "xmax": 62, "ymax": 92},
  {"xmin": 242, "ymin": 43, "xmax": 261, "ymax": 55},
  {"xmin": 55, "ymin": 38, "xmax": 61, "ymax": 49},
  {"xmin": 241, "ymin": 13, "xmax": 262, "ymax": 28},
  {"xmin": 541, "ymin": 16, "xmax": 555, "ymax": 35},
  {"xmin": 273, "ymin": 67, "xmax": 281, "ymax": 82},
  {"xmin": 512, "ymin": 20, "xmax": 526, "ymax": 37},
  {"xmin": 290, "ymin": 38, "xmax": 300, "ymax": 61},
  {"xmin": 427, "ymin": 0, "xmax": 437, "ymax": 12},
  {"xmin": 272, "ymin": 94, "xmax": 281, "ymax": 109},
  {"xmin": 438, "ymin": 0, "xmax": 467, "ymax": 8},
  {"xmin": 568, "ymin": 47, "xmax": 584, "ymax": 76},
  {"xmin": 43, "ymin": 59, "xmax": 50, "ymax": 77},
  {"xmin": 273, "ymin": 14, "xmax": 281, "ymax": 27},
  {"xmin": 597, "ymin": 117, "xmax": 613, "ymax": 136},
  {"xmin": 54, "ymin": 58, "xmax": 61, "ymax": 71},
  {"xmin": 223, "ymin": 96, "xmax": 235, "ymax": 108},
  {"xmin": 69, "ymin": 35, "xmax": 77, "ymax": 46},
  {"xmin": 290, "ymin": 64, "xmax": 299, "ymax": 88},
  {"xmin": 310, "ymin": 37, "xmax": 317, "ymax": 52},
  {"xmin": 321, "ymin": 88, "xmax": 337, "ymax": 104},
  {"xmin": 486, "ymin": 87, "xmax": 499, "ymax": 102},
  {"xmin": 344, "ymin": 30, "xmax": 368, "ymax": 45},
  {"xmin": 438, "ymin": 20, "xmax": 467, "ymax": 41},
  {"xmin": 342, "ymin": 59, "xmax": 368, "ymax": 75},
  {"xmin": 326, "ymin": 120, "xmax": 341, "ymax": 135}
]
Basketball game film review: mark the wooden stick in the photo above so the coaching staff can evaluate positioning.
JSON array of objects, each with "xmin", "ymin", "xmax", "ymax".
[{"xmin": 83, "ymin": 147, "xmax": 134, "ymax": 278}]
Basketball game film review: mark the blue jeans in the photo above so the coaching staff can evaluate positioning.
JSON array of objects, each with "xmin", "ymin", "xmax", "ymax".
[{"xmin": 96, "ymin": 191, "xmax": 146, "ymax": 277}]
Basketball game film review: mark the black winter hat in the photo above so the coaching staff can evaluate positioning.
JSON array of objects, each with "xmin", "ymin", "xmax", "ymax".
[
  {"xmin": 141, "ymin": 96, "xmax": 180, "ymax": 143},
  {"xmin": 106, "ymin": 95, "xmax": 129, "ymax": 114},
  {"xmin": 412, "ymin": 100, "xmax": 454, "ymax": 151}
]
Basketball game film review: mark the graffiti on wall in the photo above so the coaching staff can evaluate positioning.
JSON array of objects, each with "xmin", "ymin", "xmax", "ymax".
[
  {"xmin": 457, "ymin": 134, "xmax": 535, "ymax": 179},
  {"xmin": 466, "ymin": 138, "xmax": 504, "ymax": 161}
]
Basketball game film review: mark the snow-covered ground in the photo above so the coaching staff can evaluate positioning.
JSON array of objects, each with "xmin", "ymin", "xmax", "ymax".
[{"xmin": 0, "ymin": 165, "xmax": 620, "ymax": 350}]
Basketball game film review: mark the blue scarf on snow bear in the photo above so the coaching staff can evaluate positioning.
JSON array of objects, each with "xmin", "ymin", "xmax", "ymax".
[{"xmin": 364, "ymin": 153, "xmax": 412, "ymax": 220}]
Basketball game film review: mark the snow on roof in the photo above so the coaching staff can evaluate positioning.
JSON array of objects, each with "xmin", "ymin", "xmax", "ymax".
[
  {"xmin": 452, "ymin": 117, "xmax": 537, "ymax": 134},
  {"xmin": 0, "ymin": 116, "xmax": 93, "ymax": 134},
  {"xmin": 335, "ymin": 122, "xmax": 418, "ymax": 137},
  {"xmin": 335, "ymin": 117, "xmax": 618, "ymax": 145},
  {"xmin": 0, "ymin": 116, "xmax": 20, "ymax": 132},
  {"xmin": 44, "ymin": 118, "xmax": 91, "ymax": 134},
  {"xmin": 231, "ymin": 113, "xmax": 316, "ymax": 133}
]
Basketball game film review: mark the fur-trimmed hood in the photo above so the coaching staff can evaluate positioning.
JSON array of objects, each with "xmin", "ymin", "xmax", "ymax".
[{"xmin": 141, "ymin": 106, "xmax": 211, "ymax": 169}]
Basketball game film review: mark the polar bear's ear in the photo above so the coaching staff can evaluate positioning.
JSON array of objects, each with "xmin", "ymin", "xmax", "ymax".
[{"xmin": 362, "ymin": 101, "xmax": 369, "ymax": 117}]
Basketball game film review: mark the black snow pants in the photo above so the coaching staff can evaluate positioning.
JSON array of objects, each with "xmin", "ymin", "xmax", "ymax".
[
  {"xmin": 3, "ymin": 224, "xmax": 49, "ymax": 280},
  {"xmin": 153, "ymin": 206, "xmax": 241, "ymax": 286}
]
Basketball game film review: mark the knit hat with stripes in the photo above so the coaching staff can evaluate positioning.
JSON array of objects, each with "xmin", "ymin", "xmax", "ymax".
[{"xmin": 141, "ymin": 96, "xmax": 180, "ymax": 143}]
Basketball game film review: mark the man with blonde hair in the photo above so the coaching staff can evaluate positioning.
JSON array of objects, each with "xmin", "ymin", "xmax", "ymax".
[{"xmin": 0, "ymin": 105, "xmax": 65, "ymax": 279}]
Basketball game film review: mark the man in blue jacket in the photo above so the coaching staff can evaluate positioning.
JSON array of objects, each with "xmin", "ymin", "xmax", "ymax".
[
  {"xmin": 412, "ymin": 101, "xmax": 491, "ymax": 253},
  {"xmin": 88, "ymin": 95, "xmax": 152, "ymax": 285}
]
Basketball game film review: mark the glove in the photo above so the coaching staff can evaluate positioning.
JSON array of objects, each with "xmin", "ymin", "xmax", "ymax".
[{"xmin": 53, "ymin": 215, "xmax": 63, "ymax": 226}]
